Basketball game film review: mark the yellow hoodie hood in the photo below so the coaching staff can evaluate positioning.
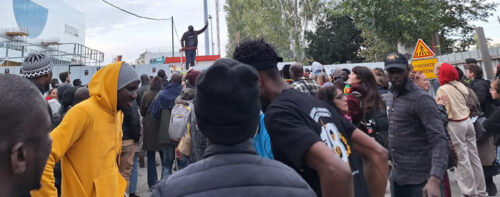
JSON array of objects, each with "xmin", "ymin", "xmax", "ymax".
[
  {"xmin": 89, "ymin": 61, "xmax": 123, "ymax": 113},
  {"xmin": 32, "ymin": 62, "xmax": 126, "ymax": 197}
]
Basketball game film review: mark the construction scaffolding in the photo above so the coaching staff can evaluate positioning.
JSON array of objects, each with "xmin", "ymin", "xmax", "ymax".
[{"xmin": 0, "ymin": 28, "xmax": 104, "ymax": 66}]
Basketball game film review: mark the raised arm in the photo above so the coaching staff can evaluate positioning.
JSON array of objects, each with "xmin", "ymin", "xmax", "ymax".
[{"xmin": 196, "ymin": 22, "xmax": 209, "ymax": 35}]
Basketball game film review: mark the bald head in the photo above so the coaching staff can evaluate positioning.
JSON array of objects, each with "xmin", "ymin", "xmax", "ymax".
[
  {"xmin": 0, "ymin": 74, "xmax": 49, "ymax": 143},
  {"xmin": 74, "ymin": 87, "xmax": 90, "ymax": 105},
  {"xmin": 289, "ymin": 62, "xmax": 304, "ymax": 81},
  {"xmin": 0, "ymin": 74, "xmax": 52, "ymax": 195},
  {"xmin": 170, "ymin": 72, "xmax": 183, "ymax": 85}
]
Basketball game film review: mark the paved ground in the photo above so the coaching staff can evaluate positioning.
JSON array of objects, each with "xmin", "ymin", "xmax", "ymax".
[{"xmin": 134, "ymin": 156, "xmax": 500, "ymax": 196}]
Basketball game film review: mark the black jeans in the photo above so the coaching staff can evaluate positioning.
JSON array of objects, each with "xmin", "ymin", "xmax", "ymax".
[{"xmin": 391, "ymin": 181, "xmax": 426, "ymax": 197}]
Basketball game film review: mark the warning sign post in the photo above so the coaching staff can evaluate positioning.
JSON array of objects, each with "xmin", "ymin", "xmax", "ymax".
[
  {"xmin": 412, "ymin": 58, "xmax": 438, "ymax": 79},
  {"xmin": 413, "ymin": 39, "xmax": 435, "ymax": 59}
]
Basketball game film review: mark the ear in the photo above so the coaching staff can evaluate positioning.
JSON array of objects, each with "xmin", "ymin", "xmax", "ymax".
[{"xmin": 10, "ymin": 142, "xmax": 27, "ymax": 174}]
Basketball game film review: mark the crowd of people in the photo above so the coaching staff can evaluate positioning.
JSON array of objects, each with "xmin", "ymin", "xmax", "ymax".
[{"xmin": 1, "ymin": 39, "xmax": 500, "ymax": 197}]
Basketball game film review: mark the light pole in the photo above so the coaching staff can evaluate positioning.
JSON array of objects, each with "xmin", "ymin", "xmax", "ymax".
[{"xmin": 209, "ymin": 15, "xmax": 214, "ymax": 55}]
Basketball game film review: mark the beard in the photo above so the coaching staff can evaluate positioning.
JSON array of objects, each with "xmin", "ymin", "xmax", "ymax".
[{"xmin": 391, "ymin": 77, "xmax": 408, "ymax": 92}]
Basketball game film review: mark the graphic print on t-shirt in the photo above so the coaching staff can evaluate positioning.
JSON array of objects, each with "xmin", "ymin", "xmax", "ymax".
[
  {"xmin": 310, "ymin": 107, "xmax": 351, "ymax": 163},
  {"xmin": 186, "ymin": 35, "xmax": 196, "ymax": 47}
]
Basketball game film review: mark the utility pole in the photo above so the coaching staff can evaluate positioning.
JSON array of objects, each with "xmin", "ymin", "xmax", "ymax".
[
  {"xmin": 209, "ymin": 15, "xmax": 214, "ymax": 55},
  {"xmin": 171, "ymin": 16, "xmax": 174, "ymax": 58},
  {"xmin": 475, "ymin": 27, "xmax": 494, "ymax": 79},
  {"xmin": 216, "ymin": 0, "xmax": 220, "ymax": 55},
  {"xmin": 203, "ymin": 0, "xmax": 209, "ymax": 55}
]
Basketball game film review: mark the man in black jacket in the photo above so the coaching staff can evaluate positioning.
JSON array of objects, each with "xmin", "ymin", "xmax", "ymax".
[
  {"xmin": 152, "ymin": 58, "xmax": 316, "ymax": 197},
  {"xmin": 465, "ymin": 62, "xmax": 496, "ymax": 117},
  {"xmin": 181, "ymin": 22, "xmax": 208, "ymax": 70},
  {"xmin": 119, "ymin": 101, "xmax": 141, "ymax": 193}
]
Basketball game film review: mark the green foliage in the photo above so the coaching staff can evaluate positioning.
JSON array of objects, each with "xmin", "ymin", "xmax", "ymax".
[
  {"xmin": 343, "ymin": 0, "xmax": 497, "ymax": 55},
  {"xmin": 225, "ymin": 0, "xmax": 497, "ymax": 63},
  {"xmin": 225, "ymin": 0, "xmax": 291, "ymax": 59},
  {"xmin": 305, "ymin": 13, "xmax": 364, "ymax": 63},
  {"xmin": 224, "ymin": 0, "xmax": 322, "ymax": 61},
  {"xmin": 359, "ymin": 30, "xmax": 397, "ymax": 62}
]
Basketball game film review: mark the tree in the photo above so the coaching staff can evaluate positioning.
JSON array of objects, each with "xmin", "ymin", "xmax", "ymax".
[
  {"xmin": 278, "ymin": 0, "xmax": 322, "ymax": 61},
  {"xmin": 225, "ymin": 0, "xmax": 292, "ymax": 59},
  {"xmin": 224, "ymin": 0, "xmax": 322, "ymax": 61},
  {"xmin": 343, "ymin": 0, "xmax": 497, "ymax": 54},
  {"xmin": 359, "ymin": 30, "xmax": 397, "ymax": 62},
  {"xmin": 305, "ymin": 13, "xmax": 363, "ymax": 64}
]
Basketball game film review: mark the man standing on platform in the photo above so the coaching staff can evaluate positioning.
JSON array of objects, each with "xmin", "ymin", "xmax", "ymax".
[{"xmin": 181, "ymin": 22, "xmax": 208, "ymax": 70}]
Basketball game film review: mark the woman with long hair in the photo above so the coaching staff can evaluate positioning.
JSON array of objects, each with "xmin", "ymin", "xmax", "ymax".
[
  {"xmin": 139, "ymin": 76, "xmax": 166, "ymax": 189},
  {"xmin": 346, "ymin": 66, "xmax": 386, "ymax": 130}
]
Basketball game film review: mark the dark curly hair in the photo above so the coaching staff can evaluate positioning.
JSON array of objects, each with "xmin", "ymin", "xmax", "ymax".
[
  {"xmin": 465, "ymin": 64, "xmax": 483, "ymax": 79},
  {"xmin": 233, "ymin": 39, "xmax": 281, "ymax": 79},
  {"xmin": 233, "ymin": 39, "xmax": 279, "ymax": 64}
]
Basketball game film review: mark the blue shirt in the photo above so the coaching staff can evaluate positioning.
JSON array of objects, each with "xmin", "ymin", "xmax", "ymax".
[{"xmin": 253, "ymin": 114, "xmax": 274, "ymax": 159}]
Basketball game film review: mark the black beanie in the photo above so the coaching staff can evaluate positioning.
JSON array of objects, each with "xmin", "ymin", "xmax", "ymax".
[{"xmin": 195, "ymin": 58, "xmax": 261, "ymax": 145}]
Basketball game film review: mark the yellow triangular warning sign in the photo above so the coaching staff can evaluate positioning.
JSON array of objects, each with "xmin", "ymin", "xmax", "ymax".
[{"xmin": 412, "ymin": 39, "xmax": 435, "ymax": 59}]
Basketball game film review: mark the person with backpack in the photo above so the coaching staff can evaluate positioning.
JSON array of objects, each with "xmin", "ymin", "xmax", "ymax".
[
  {"xmin": 149, "ymin": 73, "xmax": 184, "ymax": 177},
  {"xmin": 172, "ymin": 70, "xmax": 203, "ymax": 164},
  {"xmin": 436, "ymin": 63, "xmax": 487, "ymax": 196},
  {"xmin": 346, "ymin": 66, "xmax": 388, "ymax": 148},
  {"xmin": 289, "ymin": 62, "xmax": 321, "ymax": 96},
  {"xmin": 180, "ymin": 22, "xmax": 208, "ymax": 70}
]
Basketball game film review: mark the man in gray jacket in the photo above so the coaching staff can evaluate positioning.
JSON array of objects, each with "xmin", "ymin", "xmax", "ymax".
[{"xmin": 151, "ymin": 58, "xmax": 316, "ymax": 197}]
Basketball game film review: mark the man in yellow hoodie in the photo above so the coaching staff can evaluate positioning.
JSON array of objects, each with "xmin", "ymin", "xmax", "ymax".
[{"xmin": 31, "ymin": 62, "xmax": 140, "ymax": 197}]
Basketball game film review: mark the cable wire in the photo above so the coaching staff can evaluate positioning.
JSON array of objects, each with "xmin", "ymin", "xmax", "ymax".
[{"xmin": 101, "ymin": 0, "xmax": 171, "ymax": 21}]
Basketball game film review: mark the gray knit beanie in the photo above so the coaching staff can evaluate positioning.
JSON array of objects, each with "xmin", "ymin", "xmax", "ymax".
[
  {"xmin": 22, "ymin": 52, "xmax": 53, "ymax": 79},
  {"xmin": 117, "ymin": 63, "xmax": 139, "ymax": 90}
]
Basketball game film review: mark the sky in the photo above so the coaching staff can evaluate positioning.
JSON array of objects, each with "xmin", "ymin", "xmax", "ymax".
[
  {"xmin": 474, "ymin": 13, "xmax": 500, "ymax": 46},
  {"xmin": 61, "ymin": 0, "xmax": 228, "ymax": 64},
  {"xmin": 61, "ymin": 0, "xmax": 499, "ymax": 65}
]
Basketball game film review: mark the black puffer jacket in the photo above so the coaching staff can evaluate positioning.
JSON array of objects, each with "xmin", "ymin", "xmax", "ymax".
[
  {"xmin": 470, "ymin": 79, "xmax": 496, "ymax": 117},
  {"xmin": 122, "ymin": 102, "xmax": 141, "ymax": 142},
  {"xmin": 151, "ymin": 140, "xmax": 316, "ymax": 197},
  {"xmin": 484, "ymin": 108, "xmax": 500, "ymax": 145}
]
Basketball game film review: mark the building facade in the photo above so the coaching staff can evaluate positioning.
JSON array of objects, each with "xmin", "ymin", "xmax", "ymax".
[{"xmin": 0, "ymin": 0, "xmax": 86, "ymax": 62}]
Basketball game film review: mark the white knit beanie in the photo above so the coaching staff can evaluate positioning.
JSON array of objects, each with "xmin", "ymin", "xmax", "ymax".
[{"xmin": 22, "ymin": 52, "xmax": 53, "ymax": 79}]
